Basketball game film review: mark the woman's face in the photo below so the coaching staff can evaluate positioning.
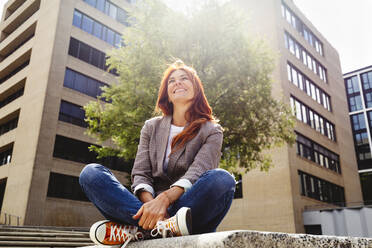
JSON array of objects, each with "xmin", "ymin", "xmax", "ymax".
[{"xmin": 167, "ymin": 69, "xmax": 195, "ymax": 105}]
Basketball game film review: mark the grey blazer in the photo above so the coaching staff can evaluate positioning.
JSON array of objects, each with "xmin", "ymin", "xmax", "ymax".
[{"xmin": 131, "ymin": 115, "xmax": 223, "ymax": 195}]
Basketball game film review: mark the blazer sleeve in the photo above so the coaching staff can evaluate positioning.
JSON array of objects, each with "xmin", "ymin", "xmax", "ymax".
[
  {"xmin": 180, "ymin": 124, "xmax": 223, "ymax": 184},
  {"xmin": 131, "ymin": 121, "xmax": 154, "ymax": 192}
]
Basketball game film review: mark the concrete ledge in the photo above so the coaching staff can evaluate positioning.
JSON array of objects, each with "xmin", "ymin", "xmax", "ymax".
[{"xmin": 82, "ymin": 230, "xmax": 372, "ymax": 248}]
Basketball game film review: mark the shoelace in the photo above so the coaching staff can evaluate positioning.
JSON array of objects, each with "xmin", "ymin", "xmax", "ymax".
[
  {"xmin": 109, "ymin": 224, "xmax": 143, "ymax": 248},
  {"xmin": 151, "ymin": 220, "xmax": 171, "ymax": 238}
]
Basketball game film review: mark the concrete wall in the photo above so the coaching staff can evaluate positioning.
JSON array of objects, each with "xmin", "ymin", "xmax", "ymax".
[{"xmin": 303, "ymin": 206, "xmax": 372, "ymax": 237}]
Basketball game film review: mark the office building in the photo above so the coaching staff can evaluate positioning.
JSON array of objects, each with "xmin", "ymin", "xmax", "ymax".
[
  {"xmin": 0, "ymin": 0, "xmax": 133, "ymax": 226},
  {"xmin": 344, "ymin": 65, "xmax": 372, "ymax": 205},
  {"xmin": 219, "ymin": 0, "xmax": 363, "ymax": 234}
]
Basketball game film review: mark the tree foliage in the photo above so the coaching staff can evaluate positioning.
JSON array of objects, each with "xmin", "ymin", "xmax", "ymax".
[{"xmin": 84, "ymin": 0, "xmax": 295, "ymax": 173}]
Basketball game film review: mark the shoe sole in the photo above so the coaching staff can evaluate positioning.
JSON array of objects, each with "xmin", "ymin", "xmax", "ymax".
[{"xmin": 176, "ymin": 207, "xmax": 192, "ymax": 236}]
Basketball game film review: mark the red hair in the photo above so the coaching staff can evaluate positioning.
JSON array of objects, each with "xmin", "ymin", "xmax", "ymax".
[{"xmin": 156, "ymin": 60, "xmax": 214, "ymax": 153}]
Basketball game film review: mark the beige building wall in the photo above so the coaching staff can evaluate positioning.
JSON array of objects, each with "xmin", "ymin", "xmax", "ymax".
[
  {"xmin": 0, "ymin": 0, "xmax": 363, "ymax": 232},
  {"xmin": 219, "ymin": 0, "xmax": 362, "ymax": 233},
  {"xmin": 0, "ymin": 0, "xmax": 130, "ymax": 226}
]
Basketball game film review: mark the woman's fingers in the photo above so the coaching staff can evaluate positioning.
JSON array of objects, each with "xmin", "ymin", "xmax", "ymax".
[{"xmin": 132, "ymin": 205, "xmax": 143, "ymax": 220}]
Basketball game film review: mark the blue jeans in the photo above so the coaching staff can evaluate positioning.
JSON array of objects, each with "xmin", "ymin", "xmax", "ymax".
[{"xmin": 79, "ymin": 163, "xmax": 235, "ymax": 234}]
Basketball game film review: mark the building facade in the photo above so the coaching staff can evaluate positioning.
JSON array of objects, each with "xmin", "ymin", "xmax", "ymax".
[
  {"xmin": 219, "ymin": 0, "xmax": 363, "ymax": 233},
  {"xmin": 344, "ymin": 65, "xmax": 372, "ymax": 205},
  {"xmin": 0, "ymin": 0, "xmax": 134, "ymax": 226},
  {"xmin": 0, "ymin": 0, "xmax": 363, "ymax": 233}
]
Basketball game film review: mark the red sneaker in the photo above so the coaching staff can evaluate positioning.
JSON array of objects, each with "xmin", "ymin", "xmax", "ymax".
[{"xmin": 90, "ymin": 220, "xmax": 144, "ymax": 247}]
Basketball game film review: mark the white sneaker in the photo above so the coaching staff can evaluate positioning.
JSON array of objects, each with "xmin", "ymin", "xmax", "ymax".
[
  {"xmin": 89, "ymin": 220, "xmax": 144, "ymax": 247},
  {"xmin": 151, "ymin": 207, "xmax": 192, "ymax": 238}
]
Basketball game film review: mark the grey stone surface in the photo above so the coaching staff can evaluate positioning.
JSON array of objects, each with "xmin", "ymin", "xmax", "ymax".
[{"xmin": 81, "ymin": 230, "xmax": 372, "ymax": 248}]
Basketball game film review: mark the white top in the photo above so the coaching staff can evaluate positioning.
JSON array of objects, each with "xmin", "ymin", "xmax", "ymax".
[
  {"xmin": 134, "ymin": 124, "xmax": 193, "ymax": 197},
  {"xmin": 163, "ymin": 124, "xmax": 185, "ymax": 171}
]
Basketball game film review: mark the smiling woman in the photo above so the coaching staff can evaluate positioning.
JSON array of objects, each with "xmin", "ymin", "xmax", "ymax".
[{"xmin": 79, "ymin": 60, "xmax": 236, "ymax": 247}]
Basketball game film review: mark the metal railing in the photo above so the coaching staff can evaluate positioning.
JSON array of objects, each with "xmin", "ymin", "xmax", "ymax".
[
  {"xmin": 0, "ymin": 212, "xmax": 21, "ymax": 226},
  {"xmin": 304, "ymin": 201, "xmax": 372, "ymax": 211}
]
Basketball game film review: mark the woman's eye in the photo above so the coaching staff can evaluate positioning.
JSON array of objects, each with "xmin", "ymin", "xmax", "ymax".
[
  {"xmin": 168, "ymin": 80, "xmax": 174, "ymax": 84},
  {"xmin": 182, "ymin": 77, "xmax": 188, "ymax": 81}
]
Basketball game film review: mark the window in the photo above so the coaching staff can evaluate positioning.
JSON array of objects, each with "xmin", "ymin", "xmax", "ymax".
[
  {"xmin": 47, "ymin": 172, "xmax": 89, "ymax": 202},
  {"xmin": 298, "ymin": 170, "xmax": 345, "ymax": 206},
  {"xmin": 345, "ymin": 76, "xmax": 360, "ymax": 94},
  {"xmin": 63, "ymin": 68, "xmax": 109, "ymax": 100},
  {"xmin": 73, "ymin": 10, "xmax": 122, "ymax": 48},
  {"xmin": 287, "ymin": 63, "xmax": 331, "ymax": 111},
  {"xmin": 53, "ymin": 135, "xmax": 132, "ymax": 173},
  {"xmin": 0, "ymin": 87, "xmax": 24, "ymax": 109},
  {"xmin": 82, "ymin": 15, "xmax": 94, "ymax": 33},
  {"xmin": 59, "ymin": 101, "xmax": 87, "ymax": 128},
  {"xmin": 282, "ymin": 3, "xmax": 324, "ymax": 56},
  {"xmin": 290, "ymin": 96, "xmax": 336, "ymax": 141},
  {"xmin": 84, "ymin": 0, "xmax": 130, "ymax": 26},
  {"xmin": 362, "ymin": 71, "xmax": 372, "ymax": 90},
  {"xmin": 0, "ymin": 145, "xmax": 13, "ymax": 166},
  {"xmin": 72, "ymin": 11, "xmax": 82, "ymax": 27},
  {"xmin": 284, "ymin": 33, "xmax": 326, "ymax": 83},
  {"xmin": 351, "ymin": 113, "xmax": 366, "ymax": 131},
  {"xmin": 0, "ymin": 117, "xmax": 18, "ymax": 136},
  {"xmin": 348, "ymin": 95, "xmax": 363, "ymax": 112},
  {"xmin": 68, "ymin": 38, "xmax": 118, "ymax": 76}
]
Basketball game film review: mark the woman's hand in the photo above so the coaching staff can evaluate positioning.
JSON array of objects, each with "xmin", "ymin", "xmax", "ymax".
[{"xmin": 133, "ymin": 192, "xmax": 170, "ymax": 230}]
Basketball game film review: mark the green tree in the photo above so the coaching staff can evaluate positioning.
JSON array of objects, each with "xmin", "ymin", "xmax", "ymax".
[{"xmin": 84, "ymin": 0, "xmax": 295, "ymax": 174}]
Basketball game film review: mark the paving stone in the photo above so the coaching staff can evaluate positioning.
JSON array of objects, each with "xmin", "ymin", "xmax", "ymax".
[{"xmin": 81, "ymin": 230, "xmax": 372, "ymax": 248}]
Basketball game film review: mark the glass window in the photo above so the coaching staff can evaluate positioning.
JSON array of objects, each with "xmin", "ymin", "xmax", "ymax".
[
  {"xmin": 93, "ymin": 22, "xmax": 103, "ymax": 38},
  {"xmin": 73, "ymin": 10, "xmax": 82, "ymax": 27},
  {"xmin": 105, "ymin": 1, "xmax": 110, "ymax": 15},
  {"xmin": 291, "ymin": 68, "xmax": 298, "ymax": 86},
  {"xmin": 78, "ymin": 42, "xmax": 91, "ymax": 63},
  {"xmin": 287, "ymin": 64, "xmax": 292, "ymax": 81},
  {"xmin": 362, "ymin": 72, "xmax": 372, "ymax": 90},
  {"xmin": 311, "ymin": 84, "xmax": 316, "ymax": 101},
  {"xmin": 68, "ymin": 38, "xmax": 79, "ymax": 57},
  {"xmin": 295, "ymin": 100, "xmax": 302, "ymax": 120},
  {"xmin": 75, "ymin": 73, "xmax": 88, "ymax": 92},
  {"xmin": 309, "ymin": 110, "xmax": 314, "ymax": 128},
  {"xmin": 298, "ymin": 74, "xmax": 303, "ymax": 90},
  {"xmin": 306, "ymin": 80, "xmax": 311, "ymax": 96},
  {"xmin": 102, "ymin": 26, "xmax": 108, "ymax": 41},
  {"xmin": 302, "ymin": 50, "xmax": 307, "ymax": 65},
  {"xmin": 85, "ymin": 0, "xmax": 96, "ymax": 7},
  {"xmin": 314, "ymin": 113, "xmax": 320, "ymax": 131},
  {"xmin": 286, "ymin": 9, "xmax": 291, "ymax": 23},
  {"xmin": 87, "ymin": 78, "xmax": 98, "ymax": 97},
  {"xmin": 64, "ymin": 69, "xmax": 75, "ymax": 89},
  {"xmin": 82, "ymin": 15, "xmax": 94, "ymax": 33},
  {"xmin": 301, "ymin": 105, "xmax": 307, "ymax": 123},
  {"xmin": 106, "ymin": 29, "xmax": 115, "ymax": 46},
  {"xmin": 96, "ymin": 0, "xmax": 105, "ymax": 11},
  {"xmin": 289, "ymin": 37, "xmax": 295, "ymax": 54},
  {"xmin": 109, "ymin": 3, "xmax": 117, "ymax": 18},
  {"xmin": 117, "ymin": 8, "xmax": 128, "ymax": 25},
  {"xmin": 91, "ymin": 48, "xmax": 101, "ymax": 68},
  {"xmin": 316, "ymin": 88, "xmax": 321, "ymax": 104},
  {"xmin": 365, "ymin": 93, "xmax": 372, "ymax": 108},
  {"xmin": 352, "ymin": 113, "xmax": 366, "ymax": 131},
  {"xmin": 114, "ymin": 33, "xmax": 122, "ymax": 48},
  {"xmin": 295, "ymin": 44, "xmax": 300, "ymax": 59},
  {"xmin": 307, "ymin": 55, "xmax": 312, "ymax": 70}
]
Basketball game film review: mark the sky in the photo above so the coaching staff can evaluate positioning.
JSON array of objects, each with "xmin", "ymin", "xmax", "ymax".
[{"xmin": 0, "ymin": 0, "xmax": 370, "ymax": 73}]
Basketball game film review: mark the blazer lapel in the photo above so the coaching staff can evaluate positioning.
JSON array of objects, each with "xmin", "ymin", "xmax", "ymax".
[
  {"xmin": 156, "ymin": 115, "xmax": 172, "ymax": 171},
  {"xmin": 168, "ymin": 143, "xmax": 187, "ymax": 176}
]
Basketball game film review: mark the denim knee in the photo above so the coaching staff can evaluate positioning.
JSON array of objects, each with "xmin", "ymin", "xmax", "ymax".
[
  {"xmin": 205, "ymin": 168, "xmax": 236, "ymax": 193},
  {"xmin": 79, "ymin": 163, "xmax": 104, "ymax": 187}
]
